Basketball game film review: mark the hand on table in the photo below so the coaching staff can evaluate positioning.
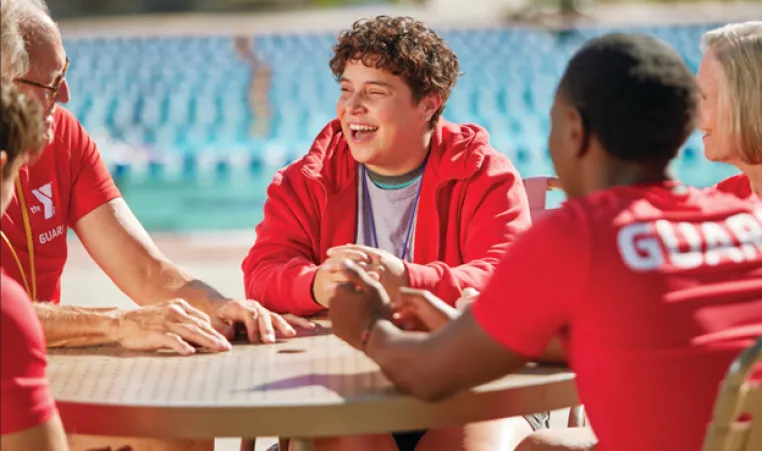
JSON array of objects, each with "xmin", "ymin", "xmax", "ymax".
[
  {"xmin": 205, "ymin": 298, "xmax": 317, "ymax": 344},
  {"xmin": 391, "ymin": 288, "xmax": 478, "ymax": 332},
  {"xmin": 328, "ymin": 259, "xmax": 392, "ymax": 351},
  {"xmin": 326, "ymin": 244, "xmax": 409, "ymax": 303},
  {"xmin": 112, "ymin": 299, "xmax": 231, "ymax": 356}
]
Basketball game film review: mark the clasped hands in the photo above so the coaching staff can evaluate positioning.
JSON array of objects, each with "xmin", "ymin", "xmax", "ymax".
[
  {"xmin": 322, "ymin": 254, "xmax": 480, "ymax": 351},
  {"xmin": 313, "ymin": 244, "xmax": 410, "ymax": 309}
]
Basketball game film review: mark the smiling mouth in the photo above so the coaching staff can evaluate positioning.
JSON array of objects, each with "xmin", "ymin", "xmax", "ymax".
[{"xmin": 348, "ymin": 123, "xmax": 379, "ymax": 142}]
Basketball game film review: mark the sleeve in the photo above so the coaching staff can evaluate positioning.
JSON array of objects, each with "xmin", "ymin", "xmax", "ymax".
[
  {"xmin": 0, "ymin": 276, "xmax": 57, "ymax": 434},
  {"xmin": 241, "ymin": 166, "xmax": 324, "ymax": 316},
  {"xmin": 61, "ymin": 109, "xmax": 122, "ymax": 225},
  {"xmin": 405, "ymin": 155, "xmax": 533, "ymax": 304},
  {"xmin": 470, "ymin": 206, "xmax": 590, "ymax": 358}
]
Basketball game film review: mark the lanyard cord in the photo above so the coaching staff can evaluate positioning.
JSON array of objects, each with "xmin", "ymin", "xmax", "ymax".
[
  {"xmin": 361, "ymin": 165, "xmax": 424, "ymax": 261},
  {"xmin": 0, "ymin": 178, "xmax": 37, "ymax": 300}
]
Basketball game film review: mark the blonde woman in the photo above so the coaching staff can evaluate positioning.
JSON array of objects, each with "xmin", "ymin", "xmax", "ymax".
[{"xmin": 699, "ymin": 21, "xmax": 762, "ymax": 198}]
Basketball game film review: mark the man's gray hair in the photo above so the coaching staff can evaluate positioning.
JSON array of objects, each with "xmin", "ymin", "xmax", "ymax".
[
  {"xmin": 1, "ymin": 0, "xmax": 52, "ymax": 79},
  {"xmin": 1, "ymin": 0, "xmax": 29, "ymax": 79},
  {"xmin": 701, "ymin": 22, "xmax": 762, "ymax": 164}
]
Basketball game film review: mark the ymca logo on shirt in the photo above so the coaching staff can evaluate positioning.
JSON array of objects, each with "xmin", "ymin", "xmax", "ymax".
[
  {"xmin": 30, "ymin": 183, "xmax": 55, "ymax": 220},
  {"xmin": 618, "ymin": 208, "xmax": 762, "ymax": 271}
]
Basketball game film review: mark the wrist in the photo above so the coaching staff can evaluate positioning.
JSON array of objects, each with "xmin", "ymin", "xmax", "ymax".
[
  {"xmin": 312, "ymin": 274, "xmax": 330, "ymax": 308},
  {"xmin": 104, "ymin": 308, "xmax": 126, "ymax": 344},
  {"xmin": 360, "ymin": 320, "xmax": 377, "ymax": 353}
]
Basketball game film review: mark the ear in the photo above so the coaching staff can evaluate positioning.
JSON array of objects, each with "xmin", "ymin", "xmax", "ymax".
[
  {"xmin": 419, "ymin": 92, "xmax": 442, "ymax": 123},
  {"xmin": 566, "ymin": 106, "xmax": 590, "ymax": 160}
]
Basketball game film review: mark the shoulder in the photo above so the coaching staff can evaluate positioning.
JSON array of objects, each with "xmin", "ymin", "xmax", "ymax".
[
  {"xmin": 436, "ymin": 120, "xmax": 519, "ymax": 180},
  {"xmin": 50, "ymin": 106, "xmax": 94, "ymax": 158},
  {"xmin": 51, "ymin": 106, "xmax": 80, "ymax": 137},
  {"xmin": 713, "ymin": 173, "xmax": 753, "ymax": 199}
]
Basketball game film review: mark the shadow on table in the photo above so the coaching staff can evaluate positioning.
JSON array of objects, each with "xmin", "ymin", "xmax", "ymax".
[
  {"xmin": 239, "ymin": 364, "xmax": 570, "ymax": 398},
  {"xmin": 240, "ymin": 371, "xmax": 398, "ymax": 398}
]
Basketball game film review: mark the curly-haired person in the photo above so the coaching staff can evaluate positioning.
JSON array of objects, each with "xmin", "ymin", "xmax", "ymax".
[{"xmin": 243, "ymin": 15, "xmax": 543, "ymax": 451}]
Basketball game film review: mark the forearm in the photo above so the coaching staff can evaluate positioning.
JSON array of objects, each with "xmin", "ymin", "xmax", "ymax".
[
  {"xmin": 365, "ymin": 320, "xmax": 449, "ymax": 401},
  {"xmin": 129, "ymin": 259, "xmax": 228, "ymax": 313},
  {"xmin": 34, "ymin": 303, "xmax": 119, "ymax": 348},
  {"xmin": 405, "ymin": 261, "xmax": 494, "ymax": 306}
]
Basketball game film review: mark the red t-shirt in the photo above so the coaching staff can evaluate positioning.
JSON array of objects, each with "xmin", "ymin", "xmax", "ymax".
[
  {"xmin": 471, "ymin": 182, "xmax": 762, "ymax": 451},
  {"xmin": 712, "ymin": 173, "xmax": 754, "ymax": 199},
  {"xmin": 0, "ymin": 270, "xmax": 57, "ymax": 434},
  {"xmin": 1, "ymin": 107, "xmax": 121, "ymax": 303}
]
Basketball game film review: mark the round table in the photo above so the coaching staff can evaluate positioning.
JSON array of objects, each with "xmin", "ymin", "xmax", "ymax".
[{"xmin": 48, "ymin": 325, "xmax": 578, "ymax": 450}]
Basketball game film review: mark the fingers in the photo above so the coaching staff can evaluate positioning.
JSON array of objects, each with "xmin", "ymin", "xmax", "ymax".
[
  {"xmin": 171, "ymin": 298, "xmax": 212, "ymax": 324},
  {"xmin": 327, "ymin": 249, "xmax": 371, "ymax": 265},
  {"xmin": 167, "ymin": 321, "xmax": 230, "ymax": 352},
  {"xmin": 165, "ymin": 307, "xmax": 231, "ymax": 351},
  {"xmin": 270, "ymin": 312, "xmax": 298, "ymax": 337},
  {"xmin": 397, "ymin": 287, "xmax": 436, "ymax": 306},
  {"xmin": 256, "ymin": 309, "xmax": 277, "ymax": 344},
  {"xmin": 282, "ymin": 313, "xmax": 317, "ymax": 330},
  {"xmin": 456, "ymin": 288, "xmax": 480, "ymax": 310},
  {"xmin": 156, "ymin": 331, "xmax": 196, "ymax": 356},
  {"xmin": 240, "ymin": 305, "xmax": 260, "ymax": 344},
  {"xmin": 327, "ymin": 245, "xmax": 381, "ymax": 264},
  {"xmin": 461, "ymin": 287, "xmax": 480, "ymax": 298},
  {"xmin": 337, "ymin": 259, "xmax": 380, "ymax": 292}
]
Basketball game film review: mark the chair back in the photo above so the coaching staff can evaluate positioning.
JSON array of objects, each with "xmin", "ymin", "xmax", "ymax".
[
  {"xmin": 523, "ymin": 176, "xmax": 561, "ymax": 222},
  {"xmin": 702, "ymin": 337, "xmax": 762, "ymax": 451}
]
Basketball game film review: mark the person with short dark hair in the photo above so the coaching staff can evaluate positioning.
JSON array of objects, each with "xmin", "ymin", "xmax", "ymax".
[
  {"xmin": 243, "ymin": 15, "xmax": 537, "ymax": 451},
  {"xmin": 328, "ymin": 32, "xmax": 762, "ymax": 451}
]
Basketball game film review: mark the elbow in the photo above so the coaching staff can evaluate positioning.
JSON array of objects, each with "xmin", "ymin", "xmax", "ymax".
[
  {"xmin": 389, "ymin": 370, "xmax": 457, "ymax": 403},
  {"xmin": 403, "ymin": 381, "xmax": 457, "ymax": 403}
]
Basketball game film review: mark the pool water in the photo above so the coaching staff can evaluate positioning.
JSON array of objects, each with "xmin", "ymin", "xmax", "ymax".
[{"xmin": 118, "ymin": 151, "xmax": 739, "ymax": 232}]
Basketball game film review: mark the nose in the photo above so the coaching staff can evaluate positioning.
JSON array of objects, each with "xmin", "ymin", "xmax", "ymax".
[
  {"xmin": 342, "ymin": 91, "xmax": 367, "ymax": 115},
  {"xmin": 55, "ymin": 79, "xmax": 70, "ymax": 104}
]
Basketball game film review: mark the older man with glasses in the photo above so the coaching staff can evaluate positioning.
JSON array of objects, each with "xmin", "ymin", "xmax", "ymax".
[{"xmin": 2, "ymin": 3, "xmax": 315, "ymax": 448}]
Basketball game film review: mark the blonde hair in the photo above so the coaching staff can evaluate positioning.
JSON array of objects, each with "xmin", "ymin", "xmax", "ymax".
[
  {"xmin": 1, "ymin": 0, "xmax": 30, "ymax": 79},
  {"xmin": 701, "ymin": 22, "xmax": 762, "ymax": 164}
]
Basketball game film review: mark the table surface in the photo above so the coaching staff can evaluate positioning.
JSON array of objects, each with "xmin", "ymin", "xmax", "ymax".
[{"xmin": 48, "ymin": 325, "xmax": 578, "ymax": 439}]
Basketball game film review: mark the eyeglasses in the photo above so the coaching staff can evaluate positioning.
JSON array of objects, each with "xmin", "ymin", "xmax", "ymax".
[{"xmin": 15, "ymin": 58, "xmax": 69, "ymax": 101}]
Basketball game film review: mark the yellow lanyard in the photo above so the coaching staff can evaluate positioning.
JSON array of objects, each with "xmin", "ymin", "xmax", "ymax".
[{"xmin": 0, "ymin": 178, "xmax": 37, "ymax": 300}]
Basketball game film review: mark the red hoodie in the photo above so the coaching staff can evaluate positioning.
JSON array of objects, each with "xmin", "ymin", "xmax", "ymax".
[{"xmin": 242, "ymin": 119, "xmax": 532, "ymax": 316}]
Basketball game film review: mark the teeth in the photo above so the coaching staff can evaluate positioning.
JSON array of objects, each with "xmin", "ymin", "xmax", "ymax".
[{"xmin": 349, "ymin": 124, "xmax": 378, "ymax": 132}]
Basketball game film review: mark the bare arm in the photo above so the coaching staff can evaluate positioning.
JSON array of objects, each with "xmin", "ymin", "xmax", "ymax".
[
  {"xmin": 71, "ymin": 198, "xmax": 311, "ymax": 344},
  {"xmin": 73, "ymin": 198, "xmax": 226, "ymax": 312},
  {"xmin": 366, "ymin": 311, "xmax": 528, "ymax": 402},
  {"xmin": 1, "ymin": 417, "xmax": 68, "ymax": 451},
  {"xmin": 33, "ymin": 303, "xmax": 119, "ymax": 348}
]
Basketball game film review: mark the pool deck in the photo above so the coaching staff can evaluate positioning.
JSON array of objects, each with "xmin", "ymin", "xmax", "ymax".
[{"xmin": 57, "ymin": 1, "xmax": 762, "ymax": 37}]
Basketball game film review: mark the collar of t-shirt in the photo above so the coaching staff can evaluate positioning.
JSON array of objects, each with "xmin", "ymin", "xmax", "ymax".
[{"xmin": 365, "ymin": 161, "xmax": 425, "ymax": 190}]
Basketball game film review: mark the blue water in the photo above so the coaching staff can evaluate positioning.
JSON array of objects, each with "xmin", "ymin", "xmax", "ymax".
[{"xmin": 116, "ymin": 154, "xmax": 739, "ymax": 232}]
